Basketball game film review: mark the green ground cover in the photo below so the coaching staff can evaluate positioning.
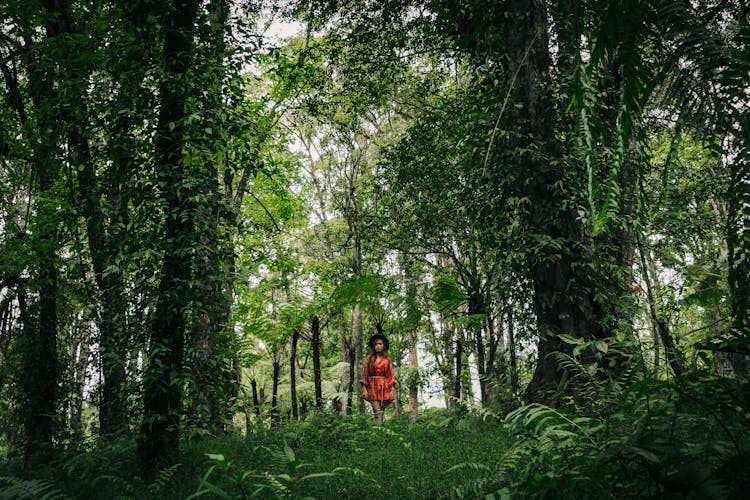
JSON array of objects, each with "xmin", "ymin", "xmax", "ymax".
[{"xmin": 0, "ymin": 409, "xmax": 513, "ymax": 499}]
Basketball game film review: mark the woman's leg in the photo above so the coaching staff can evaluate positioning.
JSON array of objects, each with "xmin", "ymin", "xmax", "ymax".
[{"xmin": 370, "ymin": 401, "xmax": 384, "ymax": 425}]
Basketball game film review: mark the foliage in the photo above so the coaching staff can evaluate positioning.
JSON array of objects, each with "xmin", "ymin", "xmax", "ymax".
[
  {"xmin": 0, "ymin": 1, "xmax": 748, "ymax": 497},
  {"xmin": 189, "ymin": 443, "xmax": 345, "ymax": 499},
  {"xmin": 0, "ymin": 477, "xmax": 70, "ymax": 500},
  {"xmin": 443, "ymin": 371, "xmax": 750, "ymax": 499}
]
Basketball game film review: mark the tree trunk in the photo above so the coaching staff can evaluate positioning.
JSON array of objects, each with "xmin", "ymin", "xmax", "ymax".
[
  {"xmin": 353, "ymin": 304, "xmax": 364, "ymax": 415},
  {"xmin": 23, "ymin": 0, "xmax": 66, "ymax": 464},
  {"xmin": 639, "ymin": 237, "xmax": 685, "ymax": 377},
  {"xmin": 339, "ymin": 314, "xmax": 352, "ymax": 415},
  {"xmin": 468, "ymin": 288, "xmax": 489, "ymax": 405},
  {"xmin": 25, "ymin": 177, "xmax": 59, "ymax": 469},
  {"xmin": 138, "ymin": 0, "xmax": 200, "ymax": 468},
  {"xmin": 401, "ymin": 253, "xmax": 420, "ymax": 421},
  {"xmin": 408, "ymin": 330, "xmax": 419, "ymax": 423},
  {"xmin": 347, "ymin": 346, "xmax": 356, "ymax": 416},
  {"xmin": 68, "ymin": 324, "xmax": 92, "ymax": 451},
  {"xmin": 311, "ymin": 315, "xmax": 323, "ymax": 409},
  {"xmin": 290, "ymin": 327, "xmax": 299, "ymax": 420},
  {"xmin": 454, "ymin": 335, "xmax": 462, "ymax": 402},
  {"xmin": 70, "ymin": 126, "xmax": 129, "ymax": 437},
  {"xmin": 251, "ymin": 379, "xmax": 260, "ymax": 414},
  {"xmin": 494, "ymin": 0, "xmax": 601, "ymax": 403},
  {"xmin": 442, "ymin": 315, "xmax": 455, "ymax": 408},
  {"xmin": 727, "ymin": 114, "xmax": 750, "ymax": 376},
  {"xmin": 461, "ymin": 346, "xmax": 473, "ymax": 403},
  {"xmin": 271, "ymin": 357, "xmax": 281, "ymax": 427},
  {"xmin": 657, "ymin": 318, "xmax": 684, "ymax": 377},
  {"xmin": 508, "ymin": 308, "xmax": 518, "ymax": 395},
  {"xmin": 189, "ymin": 0, "xmax": 234, "ymax": 434}
]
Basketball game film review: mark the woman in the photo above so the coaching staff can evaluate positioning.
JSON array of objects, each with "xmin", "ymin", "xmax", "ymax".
[{"xmin": 359, "ymin": 333, "xmax": 396, "ymax": 424}]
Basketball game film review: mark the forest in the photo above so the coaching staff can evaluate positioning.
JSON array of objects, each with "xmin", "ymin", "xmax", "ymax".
[{"xmin": 0, "ymin": 0, "xmax": 748, "ymax": 498}]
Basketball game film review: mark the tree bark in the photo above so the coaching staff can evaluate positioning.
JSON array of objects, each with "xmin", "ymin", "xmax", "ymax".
[
  {"xmin": 290, "ymin": 327, "xmax": 299, "ymax": 420},
  {"xmin": 70, "ymin": 125, "xmax": 129, "ymax": 437},
  {"xmin": 311, "ymin": 315, "xmax": 323, "ymax": 408},
  {"xmin": 408, "ymin": 331, "xmax": 419, "ymax": 422},
  {"xmin": 22, "ymin": 0, "xmax": 71, "ymax": 466},
  {"xmin": 508, "ymin": 308, "xmax": 518, "ymax": 395},
  {"xmin": 271, "ymin": 357, "xmax": 281, "ymax": 427},
  {"xmin": 138, "ymin": 0, "xmax": 200, "ymax": 468},
  {"xmin": 339, "ymin": 314, "xmax": 352, "ymax": 415},
  {"xmin": 251, "ymin": 379, "xmax": 260, "ymax": 414},
  {"xmin": 727, "ymin": 114, "xmax": 750, "ymax": 376},
  {"xmin": 454, "ymin": 334, "xmax": 462, "ymax": 402},
  {"xmin": 493, "ymin": 0, "xmax": 601, "ymax": 402},
  {"xmin": 189, "ymin": 0, "xmax": 234, "ymax": 434},
  {"xmin": 639, "ymin": 237, "xmax": 685, "ymax": 377},
  {"xmin": 69, "ymin": 324, "xmax": 93, "ymax": 451},
  {"xmin": 350, "ymin": 301, "xmax": 365, "ymax": 415},
  {"xmin": 441, "ymin": 319, "xmax": 455, "ymax": 408}
]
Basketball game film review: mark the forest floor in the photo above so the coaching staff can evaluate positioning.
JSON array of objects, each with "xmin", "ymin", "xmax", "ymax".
[
  {"xmin": 4, "ymin": 387, "xmax": 748, "ymax": 499},
  {"xmin": 0, "ymin": 408, "xmax": 514, "ymax": 499}
]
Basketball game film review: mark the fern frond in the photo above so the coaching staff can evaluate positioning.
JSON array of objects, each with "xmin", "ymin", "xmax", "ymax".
[
  {"xmin": 0, "ymin": 477, "xmax": 71, "ymax": 500},
  {"xmin": 149, "ymin": 463, "xmax": 181, "ymax": 494}
]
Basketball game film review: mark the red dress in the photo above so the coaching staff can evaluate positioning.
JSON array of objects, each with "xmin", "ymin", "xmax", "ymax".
[{"xmin": 360, "ymin": 355, "xmax": 396, "ymax": 402}]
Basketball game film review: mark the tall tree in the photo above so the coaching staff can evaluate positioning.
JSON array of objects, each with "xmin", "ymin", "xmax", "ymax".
[
  {"xmin": 3, "ymin": 0, "xmax": 82, "ymax": 466},
  {"xmin": 138, "ymin": 0, "xmax": 200, "ymax": 467}
]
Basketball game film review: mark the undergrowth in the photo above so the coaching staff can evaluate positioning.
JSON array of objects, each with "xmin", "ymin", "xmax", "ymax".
[{"xmin": 1, "ymin": 370, "xmax": 747, "ymax": 499}]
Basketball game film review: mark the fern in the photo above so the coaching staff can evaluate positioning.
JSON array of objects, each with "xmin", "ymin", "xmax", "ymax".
[
  {"xmin": 0, "ymin": 477, "xmax": 70, "ymax": 500},
  {"xmin": 190, "ymin": 442, "xmax": 347, "ymax": 499},
  {"xmin": 149, "ymin": 463, "xmax": 181, "ymax": 495}
]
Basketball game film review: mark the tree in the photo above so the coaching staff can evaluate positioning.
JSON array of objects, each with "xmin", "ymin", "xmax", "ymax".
[{"xmin": 138, "ymin": 0, "xmax": 201, "ymax": 467}]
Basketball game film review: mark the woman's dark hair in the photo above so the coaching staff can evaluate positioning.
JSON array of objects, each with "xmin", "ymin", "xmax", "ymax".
[{"xmin": 368, "ymin": 333, "xmax": 389, "ymax": 351}]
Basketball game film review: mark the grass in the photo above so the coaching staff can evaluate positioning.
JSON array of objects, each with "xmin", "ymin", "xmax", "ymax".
[
  {"xmin": 0, "ymin": 408, "xmax": 514, "ymax": 499},
  {"xmin": 184, "ymin": 408, "xmax": 513, "ymax": 499},
  {"xmin": 3, "ymin": 374, "xmax": 748, "ymax": 499}
]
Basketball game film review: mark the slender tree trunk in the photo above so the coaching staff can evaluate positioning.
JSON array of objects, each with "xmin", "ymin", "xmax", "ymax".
[
  {"xmin": 461, "ymin": 347, "xmax": 473, "ymax": 403},
  {"xmin": 442, "ymin": 316, "xmax": 455, "ymax": 408},
  {"xmin": 642, "ymin": 243, "xmax": 662, "ymax": 377},
  {"xmin": 138, "ymin": 0, "xmax": 200, "ymax": 468},
  {"xmin": 408, "ymin": 330, "xmax": 419, "ymax": 423},
  {"xmin": 0, "ymin": 300, "xmax": 13, "ymax": 396},
  {"xmin": 656, "ymin": 318, "xmax": 684, "ymax": 377},
  {"xmin": 468, "ymin": 289, "xmax": 488, "ymax": 405},
  {"xmin": 347, "ymin": 346, "xmax": 356, "ymax": 416},
  {"xmin": 271, "ymin": 358, "xmax": 281, "ymax": 427},
  {"xmin": 339, "ymin": 314, "xmax": 351, "ymax": 415},
  {"xmin": 508, "ymin": 309, "xmax": 518, "ymax": 395},
  {"xmin": 251, "ymin": 379, "xmax": 260, "ymax": 415},
  {"xmin": 402, "ymin": 253, "xmax": 420, "ymax": 421},
  {"xmin": 311, "ymin": 315, "xmax": 323, "ymax": 409},
  {"xmin": 394, "ymin": 350, "xmax": 402, "ymax": 419},
  {"xmin": 639, "ymin": 237, "xmax": 685, "ymax": 377},
  {"xmin": 290, "ymin": 327, "xmax": 299, "ymax": 420},
  {"xmin": 71, "ymin": 126, "xmax": 129, "ymax": 437},
  {"xmin": 454, "ymin": 335, "xmax": 462, "ymax": 402},
  {"xmin": 486, "ymin": 314, "xmax": 499, "ymax": 402},
  {"xmin": 351, "ymin": 301, "xmax": 365, "ymax": 415},
  {"xmin": 652, "ymin": 314, "xmax": 661, "ymax": 378},
  {"xmin": 69, "ymin": 325, "xmax": 92, "ymax": 451}
]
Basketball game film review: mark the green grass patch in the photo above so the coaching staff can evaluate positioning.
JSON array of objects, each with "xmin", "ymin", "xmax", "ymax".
[{"xmin": 185, "ymin": 409, "xmax": 513, "ymax": 499}]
